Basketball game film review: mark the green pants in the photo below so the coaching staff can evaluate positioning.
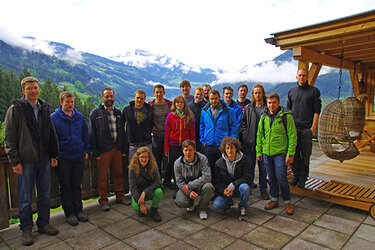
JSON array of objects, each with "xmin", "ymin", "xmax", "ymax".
[{"xmin": 132, "ymin": 187, "xmax": 163, "ymax": 211}]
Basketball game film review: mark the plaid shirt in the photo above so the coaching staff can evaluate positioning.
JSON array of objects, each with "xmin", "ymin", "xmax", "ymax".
[{"xmin": 106, "ymin": 107, "xmax": 117, "ymax": 143}]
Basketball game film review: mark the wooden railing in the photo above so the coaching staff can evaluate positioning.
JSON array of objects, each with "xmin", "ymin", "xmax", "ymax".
[{"xmin": 0, "ymin": 155, "xmax": 129, "ymax": 230}]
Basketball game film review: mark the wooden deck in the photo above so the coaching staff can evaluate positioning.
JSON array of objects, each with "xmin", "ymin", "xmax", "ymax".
[
  {"xmin": 288, "ymin": 142, "xmax": 375, "ymax": 217},
  {"xmin": 309, "ymin": 142, "xmax": 375, "ymax": 189}
]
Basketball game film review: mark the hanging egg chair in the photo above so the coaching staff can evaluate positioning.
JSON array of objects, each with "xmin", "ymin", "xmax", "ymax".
[
  {"xmin": 318, "ymin": 41, "xmax": 365, "ymax": 162},
  {"xmin": 318, "ymin": 99, "xmax": 361, "ymax": 161}
]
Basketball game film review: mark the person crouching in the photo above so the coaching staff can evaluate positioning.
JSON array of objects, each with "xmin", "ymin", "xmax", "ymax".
[{"xmin": 128, "ymin": 147, "xmax": 163, "ymax": 222}]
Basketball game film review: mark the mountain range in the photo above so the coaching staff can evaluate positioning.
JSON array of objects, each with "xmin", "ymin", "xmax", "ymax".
[{"xmin": 0, "ymin": 38, "xmax": 353, "ymax": 108}]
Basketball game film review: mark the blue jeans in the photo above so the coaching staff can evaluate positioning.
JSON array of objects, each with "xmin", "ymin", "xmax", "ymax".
[
  {"xmin": 213, "ymin": 183, "xmax": 251, "ymax": 210},
  {"xmin": 263, "ymin": 154, "xmax": 291, "ymax": 203},
  {"xmin": 243, "ymin": 148, "xmax": 268, "ymax": 193},
  {"xmin": 18, "ymin": 155, "xmax": 51, "ymax": 230}
]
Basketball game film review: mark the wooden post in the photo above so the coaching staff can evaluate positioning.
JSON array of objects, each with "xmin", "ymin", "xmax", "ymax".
[
  {"xmin": 308, "ymin": 63, "xmax": 322, "ymax": 86},
  {"xmin": 298, "ymin": 59, "xmax": 309, "ymax": 71},
  {"xmin": 0, "ymin": 162, "xmax": 10, "ymax": 229}
]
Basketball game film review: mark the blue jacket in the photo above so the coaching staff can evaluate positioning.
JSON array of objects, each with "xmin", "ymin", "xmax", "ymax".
[
  {"xmin": 200, "ymin": 100, "xmax": 238, "ymax": 147},
  {"xmin": 51, "ymin": 107, "xmax": 90, "ymax": 160},
  {"xmin": 225, "ymin": 100, "xmax": 242, "ymax": 137}
]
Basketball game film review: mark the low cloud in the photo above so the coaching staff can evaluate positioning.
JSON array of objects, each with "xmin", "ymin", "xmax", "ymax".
[
  {"xmin": 0, "ymin": 25, "xmax": 83, "ymax": 64},
  {"xmin": 212, "ymin": 60, "xmax": 335, "ymax": 85},
  {"xmin": 145, "ymin": 80, "xmax": 179, "ymax": 89}
]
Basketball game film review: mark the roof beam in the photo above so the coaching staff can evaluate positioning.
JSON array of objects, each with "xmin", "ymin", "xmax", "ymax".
[
  {"xmin": 308, "ymin": 63, "xmax": 322, "ymax": 86},
  {"xmin": 293, "ymin": 47, "xmax": 356, "ymax": 70}
]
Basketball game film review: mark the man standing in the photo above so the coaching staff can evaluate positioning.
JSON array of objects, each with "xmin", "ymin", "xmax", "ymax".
[
  {"xmin": 90, "ymin": 88, "xmax": 130, "ymax": 212},
  {"xmin": 51, "ymin": 91, "xmax": 90, "ymax": 226},
  {"xmin": 200, "ymin": 89, "xmax": 237, "ymax": 183},
  {"xmin": 174, "ymin": 140, "xmax": 214, "ymax": 220},
  {"xmin": 180, "ymin": 80, "xmax": 194, "ymax": 105},
  {"xmin": 148, "ymin": 84, "xmax": 172, "ymax": 177},
  {"xmin": 202, "ymin": 84, "xmax": 211, "ymax": 103},
  {"xmin": 256, "ymin": 93, "xmax": 297, "ymax": 215},
  {"xmin": 4, "ymin": 76, "xmax": 59, "ymax": 246},
  {"xmin": 123, "ymin": 89, "xmax": 154, "ymax": 160},
  {"xmin": 189, "ymin": 87, "xmax": 206, "ymax": 153},
  {"xmin": 241, "ymin": 84, "xmax": 270, "ymax": 200},
  {"xmin": 236, "ymin": 84, "xmax": 250, "ymax": 112},
  {"xmin": 223, "ymin": 86, "xmax": 242, "ymax": 133},
  {"xmin": 287, "ymin": 69, "xmax": 321, "ymax": 188}
]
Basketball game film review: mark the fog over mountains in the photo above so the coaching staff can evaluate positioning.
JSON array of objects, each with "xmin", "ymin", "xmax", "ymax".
[{"xmin": 0, "ymin": 36, "xmax": 352, "ymax": 107}]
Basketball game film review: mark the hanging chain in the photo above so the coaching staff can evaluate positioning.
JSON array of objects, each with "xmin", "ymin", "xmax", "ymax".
[{"xmin": 337, "ymin": 41, "xmax": 345, "ymax": 99}]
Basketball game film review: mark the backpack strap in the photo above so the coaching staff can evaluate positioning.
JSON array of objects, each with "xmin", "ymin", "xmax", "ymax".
[{"xmin": 262, "ymin": 113, "xmax": 288, "ymax": 139}]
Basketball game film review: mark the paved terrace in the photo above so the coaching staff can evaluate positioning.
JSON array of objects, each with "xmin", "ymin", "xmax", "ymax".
[{"xmin": 0, "ymin": 142, "xmax": 374, "ymax": 249}]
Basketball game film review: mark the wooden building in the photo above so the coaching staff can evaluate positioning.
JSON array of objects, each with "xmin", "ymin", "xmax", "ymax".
[{"xmin": 265, "ymin": 10, "xmax": 375, "ymax": 218}]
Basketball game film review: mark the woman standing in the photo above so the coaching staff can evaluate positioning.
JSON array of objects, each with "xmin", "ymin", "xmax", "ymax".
[
  {"xmin": 128, "ymin": 147, "xmax": 163, "ymax": 222},
  {"xmin": 164, "ymin": 96, "xmax": 195, "ymax": 188}
]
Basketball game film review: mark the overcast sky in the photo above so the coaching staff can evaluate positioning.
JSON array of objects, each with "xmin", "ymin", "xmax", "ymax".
[{"xmin": 0, "ymin": 0, "xmax": 374, "ymax": 82}]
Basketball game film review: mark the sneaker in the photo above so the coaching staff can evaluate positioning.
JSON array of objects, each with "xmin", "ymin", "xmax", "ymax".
[
  {"xmin": 76, "ymin": 212, "xmax": 88, "ymax": 222},
  {"xmin": 224, "ymin": 201, "xmax": 234, "ymax": 212},
  {"xmin": 66, "ymin": 214, "xmax": 79, "ymax": 226},
  {"xmin": 264, "ymin": 201, "xmax": 279, "ymax": 210},
  {"xmin": 100, "ymin": 203, "xmax": 110, "ymax": 211},
  {"xmin": 285, "ymin": 203, "xmax": 294, "ymax": 215},
  {"xmin": 37, "ymin": 224, "xmax": 59, "ymax": 235},
  {"xmin": 297, "ymin": 179, "xmax": 306, "ymax": 189},
  {"xmin": 151, "ymin": 207, "xmax": 161, "ymax": 222},
  {"xmin": 137, "ymin": 211, "xmax": 146, "ymax": 217},
  {"xmin": 239, "ymin": 207, "xmax": 248, "ymax": 221},
  {"xmin": 187, "ymin": 205, "xmax": 195, "ymax": 212},
  {"xmin": 22, "ymin": 224, "xmax": 33, "ymax": 246},
  {"xmin": 261, "ymin": 192, "xmax": 270, "ymax": 200},
  {"xmin": 116, "ymin": 198, "xmax": 131, "ymax": 206},
  {"xmin": 289, "ymin": 177, "xmax": 299, "ymax": 186},
  {"xmin": 199, "ymin": 211, "xmax": 208, "ymax": 220}
]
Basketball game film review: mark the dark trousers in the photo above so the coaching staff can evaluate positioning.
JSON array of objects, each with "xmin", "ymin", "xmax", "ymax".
[
  {"xmin": 56, "ymin": 157, "xmax": 84, "ymax": 217},
  {"xmin": 243, "ymin": 147, "xmax": 268, "ymax": 193},
  {"xmin": 204, "ymin": 145, "xmax": 221, "ymax": 185},
  {"xmin": 292, "ymin": 128, "xmax": 313, "ymax": 181},
  {"xmin": 152, "ymin": 135, "xmax": 165, "ymax": 177},
  {"xmin": 166, "ymin": 145, "xmax": 182, "ymax": 183}
]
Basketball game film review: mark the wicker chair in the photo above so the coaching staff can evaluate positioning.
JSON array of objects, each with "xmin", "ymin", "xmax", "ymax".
[{"xmin": 318, "ymin": 98, "xmax": 365, "ymax": 162}]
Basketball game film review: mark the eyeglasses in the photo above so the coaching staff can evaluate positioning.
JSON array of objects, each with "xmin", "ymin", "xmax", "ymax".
[{"xmin": 139, "ymin": 156, "xmax": 149, "ymax": 159}]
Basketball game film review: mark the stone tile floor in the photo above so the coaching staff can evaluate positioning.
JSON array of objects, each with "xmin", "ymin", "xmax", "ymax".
[
  {"xmin": 1, "ymin": 188, "xmax": 374, "ymax": 249},
  {"xmin": 1, "ymin": 142, "xmax": 374, "ymax": 249}
]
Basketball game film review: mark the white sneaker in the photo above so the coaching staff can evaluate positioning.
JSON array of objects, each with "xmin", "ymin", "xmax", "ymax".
[
  {"xmin": 199, "ymin": 211, "xmax": 208, "ymax": 220},
  {"xmin": 239, "ymin": 207, "xmax": 248, "ymax": 221},
  {"xmin": 187, "ymin": 206, "xmax": 195, "ymax": 212}
]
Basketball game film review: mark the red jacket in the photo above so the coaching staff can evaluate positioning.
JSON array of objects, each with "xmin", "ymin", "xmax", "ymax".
[{"xmin": 164, "ymin": 112, "xmax": 195, "ymax": 153}]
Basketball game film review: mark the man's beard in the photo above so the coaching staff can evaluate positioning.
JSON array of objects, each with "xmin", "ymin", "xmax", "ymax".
[{"xmin": 104, "ymin": 100, "xmax": 114, "ymax": 107}]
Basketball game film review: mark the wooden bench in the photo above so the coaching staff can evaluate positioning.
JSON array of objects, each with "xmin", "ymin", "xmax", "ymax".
[{"xmin": 287, "ymin": 169, "xmax": 375, "ymax": 219}]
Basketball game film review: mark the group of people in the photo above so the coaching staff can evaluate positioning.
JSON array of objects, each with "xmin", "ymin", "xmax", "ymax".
[{"xmin": 3, "ymin": 68, "xmax": 321, "ymax": 246}]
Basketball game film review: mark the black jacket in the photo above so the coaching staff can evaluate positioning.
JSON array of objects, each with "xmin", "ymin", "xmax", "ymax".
[
  {"xmin": 240, "ymin": 101, "xmax": 266, "ymax": 149},
  {"xmin": 122, "ymin": 101, "xmax": 154, "ymax": 145},
  {"xmin": 129, "ymin": 165, "xmax": 161, "ymax": 202},
  {"xmin": 214, "ymin": 154, "xmax": 252, "ymax": 196},
  {"xmin": 89, "ymin": 104, "xmax": 126, "ymax": 157},
  {"xmin": 287, "ymin": 83, "xmax": 321, "ymax": 129},
  {"xmin": 4, "ymin": 97, "xmax": 58, "ymax": 166},
  {"xmin": 188, "ymin": 100, "xmax": 206, "ymax": 143}
]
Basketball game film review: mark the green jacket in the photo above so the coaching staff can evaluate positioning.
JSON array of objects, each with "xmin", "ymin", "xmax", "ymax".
[{"xmin": 256, "ymin": 107, "xmax": 297, "ymax": 157}]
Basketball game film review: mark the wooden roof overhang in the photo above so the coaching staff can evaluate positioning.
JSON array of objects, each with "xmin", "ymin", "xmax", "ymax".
[{"xmin": 265, "ymin": 10, "xmax": 375, "ymax": 97}]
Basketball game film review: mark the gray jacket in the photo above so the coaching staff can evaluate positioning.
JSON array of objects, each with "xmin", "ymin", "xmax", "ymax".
[
  {"xmin": 240, "ymin": 101, "xmax": 266, "ymax": 149},
  {"xmin": 174, "ymin": 152, "xmax": 211, "ymax": 192},
  {"xmin": 129, "ymin": 165, "xmax": 162, "ymax": 203},
  {"xmin": 4, "ymin": 97, "xmax": 58, "ymax": 167}
]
